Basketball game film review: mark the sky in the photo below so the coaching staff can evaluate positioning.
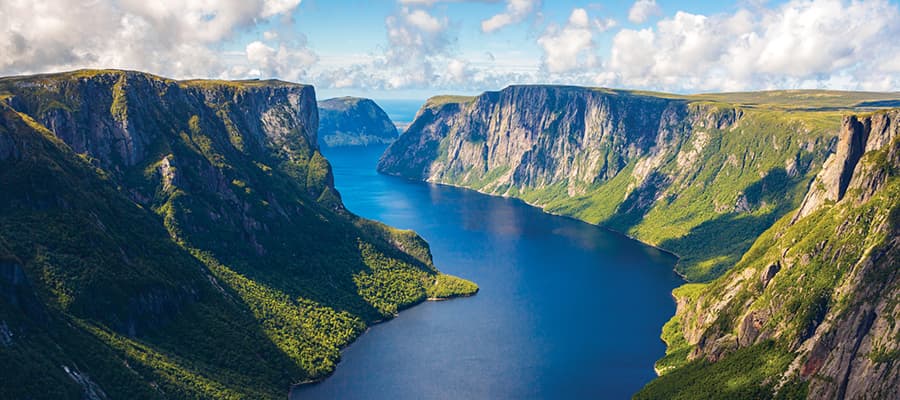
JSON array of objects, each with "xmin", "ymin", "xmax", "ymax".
[{"xmin": 2, "ymin": 0, "xmax": 900, "ymax": 99}]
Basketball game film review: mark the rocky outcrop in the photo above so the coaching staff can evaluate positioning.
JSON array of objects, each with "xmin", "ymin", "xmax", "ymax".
[
  {"xmin": 5, "ymin": 72, "xmax": 318, "ymax": 172},
  {"xmin": 0, "ymin": 259, "xmax": 47, "ymax": 325},
  {"xmin": 380, "ymin": 85, "xmax": 833, "ymax": 281},
  {"xmin": 383, "ymin": 85, "xmax": 898, "ymax": 398},
  {"xmin": 795, "ymin": 112, "xmax": 899, "ymax": 220},
  {"xmin": 379, "ymin": 86, "xmax": 688, "ymax": 192},
  {"xmin": 0, "ymin": 70, "xmax": 474, "ymax": 399},
  {"xmin": 656, "ymin": 109, "xmax": 900, "ymax": 399},
  {"xmin": 318, "ymin": 97, "xmax": 397, "ymax": 147}
]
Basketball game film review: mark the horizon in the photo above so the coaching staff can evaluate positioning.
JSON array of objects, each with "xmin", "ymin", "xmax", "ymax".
[
  {"xmin": 3, "ymin": 1, "xmax": 900, "ymax": 99},
  {"xmin": 6, "ymin": 67, "xmax": 900, "ymax": 104}
]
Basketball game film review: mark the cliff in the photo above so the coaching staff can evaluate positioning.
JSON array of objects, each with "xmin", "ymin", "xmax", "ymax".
[
  {"xmin": 639, "ymin": 109, "xmax": 900, "ymax": 399},
  {"xmin": 318, "ymin": 97, "xmax": 398, "ymax": 147},
  {"xmin": 380, "ymin": 85, "xmax": 899, "ymax": 398},
  {"xmin": 0, "ymin": 70, "xmax": 475, "ymax": 399},
  {"xmin": 379, "ymin": 85, "xmax": 840, "ymax": 281}
]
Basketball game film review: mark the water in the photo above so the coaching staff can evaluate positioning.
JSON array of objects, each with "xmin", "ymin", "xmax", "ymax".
[
  {"xmin": 373, "ymin": 99, "xmax": 423, "ymax": 124},
  {"xmin": 292, "ymin": 145, "xmax": 683, "ymax": 399}
]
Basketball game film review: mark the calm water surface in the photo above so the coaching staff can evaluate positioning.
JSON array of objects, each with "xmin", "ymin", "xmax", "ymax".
[
  {"xmin": 292, "ymin": 145, "xmax": 682, "ymax": 399},
  {"xmin": 372, "ymin": 99, "xmax": 424, "ymax": 124}
]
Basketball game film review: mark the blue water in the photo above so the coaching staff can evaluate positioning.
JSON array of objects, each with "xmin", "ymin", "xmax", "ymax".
[
  {"xmin": 374, "ymin": 99, "xmax": 424, "ymax": 125},
  {"xmin": 292, "ymin": 145, "xmax": 682, "ymax": 399}
]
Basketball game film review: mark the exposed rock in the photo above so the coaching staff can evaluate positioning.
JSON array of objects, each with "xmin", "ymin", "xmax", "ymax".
[
  {"xmin": 0, "ymin": 320, "xmax": 12, "ymax": 346},
  {"xmin": 0, "ymin": 127, "xmax": 17, "ymax": 161},
  {"xmin": 760, "ymin": 262, "xmax": 780, "ymax": 287},
  {"xmin": 379, "ymin": 86, "xmax": 691, "ymax": 193},
  {"xmin": 318, "ymin": 97, "xmax": 398, "ymax": 147},
  {"xmin": 664, "ymin": 109, "xmax": 900, "ymax": 399},
  {"xmin": 62, "ymin": 365, "xmax": 108, "ymax": 400},
  {"xmin": 0, "ymin": 261, "xmax": 47, "ymax": 324},
  {"xmin": 794, "ymin": 111, "xmax": 899, "ymax": 220},
  {"xmin": 379, "ymin": 85, "xmax": 834, "ymax": 282}
]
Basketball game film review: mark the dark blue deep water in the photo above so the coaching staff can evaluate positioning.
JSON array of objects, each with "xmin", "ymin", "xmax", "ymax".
[{"xmin": 291, "ymin": 145, "xmax": 682, "ymax": 399}]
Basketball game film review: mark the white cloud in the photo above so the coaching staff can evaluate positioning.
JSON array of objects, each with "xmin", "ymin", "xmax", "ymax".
[
  {"xmin": 606, "ymin": 0, "xmax": 900, "ymax": 91},
  {"xmin": 243, "ymin": 40, "xmax": 317, "ymax": 81},
  {"xmin": 403, "ymin": 8, "xmax": 446, "ymax": 33},
  {"xmin": 445, "ymin": 59, "xmax": 471, "ymax": 82},
  {"xmin": 482, "ymin": 0, "xmax": 541, "ymax": 33},
  {"xmin": 538, "ymin": 8, "xmax": 598, "ymax": 74},
  {"xmin": 0, "ymin": 0, "xmax": 308, "ymax": 79},
  {"xmin": 535, "ymin": 8, "xmax": 617, "ymax": 77},
  {"xmin": 399, "ymin": 0, "xmax": 501, "ymax": 5},
  {"xmin": 628, "ymin": 0, "xmax": 662, "ymax": 24}
]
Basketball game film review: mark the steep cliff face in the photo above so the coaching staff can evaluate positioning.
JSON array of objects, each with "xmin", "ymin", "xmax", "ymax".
[
  {"xmin": 0, "ymin": 70, "xmax": 475, "ymax": 399},
  {"xmin": 380, "ymin": 85, "xmax": 836, "ymax": 281},
  {"xmin": 639, "ymin": 109, "xmax": 900, "ymax": 399},
  {"xmin": 381, "ymin": 85, "xmax": 898, "ymax": 397},
  {"xmin": 318, "ymin": 97, "xmax": 398, "ymax": 147}
]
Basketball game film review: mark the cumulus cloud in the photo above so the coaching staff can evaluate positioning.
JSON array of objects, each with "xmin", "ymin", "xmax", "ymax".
[
  {"xmin": 0, "ymin": 0, "xmax": 310, "ymax": 79},
  {"xmin": 314, "ymin": 6, "xmax": 454, "ymax": 89},
  {"xmin": 482, "ymin": 0, "xmax": 541, "ymax": 33},
  {"xmin": 628, "ymin": 0, "xmax": 662, "ymax": 24},
  {"xmin": 538, "ymin": 8, "xmax": 599, "ymax": 74},
  {"xmin": 399, "ymin": 0, "xmax": 501, "ymax": 5},
  {"xmin": 242, "ymin": 39, "xmax": 317, "ymax": 81},
  {"xmin": 605, "ymin": 0, "xmax": 900, "ymax": 91}
]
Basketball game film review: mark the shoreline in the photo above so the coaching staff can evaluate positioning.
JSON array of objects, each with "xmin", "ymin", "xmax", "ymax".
[
  {"xmin": 381, "ymin": 171, "xmax": 686, "ymax": 279},
  {"xmin": 292, "ymin": 164, "xmax": 682, "ymax": 396},
  {"xmin": 289, "ymin": 289, "xmax": 478, "ymax": 392}
]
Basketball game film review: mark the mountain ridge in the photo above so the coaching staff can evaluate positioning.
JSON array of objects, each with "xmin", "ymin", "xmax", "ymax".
[
  {"xmin": 317, "ymin": 96, "xmax": 398, "ymax": 147},
  {"xmin": 0, "ymin": 69, "xmax": 476, "ymax": 399},
  {"xmin": 378, "ymin": 83, "xmax": 899, "ymax": 398}
]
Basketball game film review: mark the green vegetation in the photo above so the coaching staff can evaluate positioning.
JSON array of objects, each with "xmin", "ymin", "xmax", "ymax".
[
  {"xmin": 317, "ymin": 96, "xmax": 399, "ymax": 148},
  {"xmin": 384, "ymin": 85, "xmax": 900, "ymax": 398},
  {"xmin": 655, "ymin": 283, "xmax": 707, "ymax": 375},
  {"xmin": 685, "ymin": 89, "xmax": 900, "ymax": 110},
  {"xmin": 641, "ymin": 113, "xmax": 900, "ymax": 398},
  {"xmin": 636, "ymin": 341, "xmax": 804, "ymax": 400},
  {"xmin": 425, "ymin": 95, "xmax": 476, "ymax": 108},
  {"xmin": 427, "ymin": 274, "xmax": 480, "ymax": 299},
  {"xmin": 0, "ymin": 70, "xmax": 476, "ymax": 399},
  {"xmin": 419, "ymin": 95, "xmax": 839, "ymax": 281}
]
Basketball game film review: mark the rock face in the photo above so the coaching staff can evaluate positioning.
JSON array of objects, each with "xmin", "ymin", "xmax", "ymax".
[
  {"xmin": 318, "ymin": 97, "xmax": 397, "ymax": 147},
  {"xmin": 0, "ymin": 70, "xmax": 474, "ymax": 399},
  {"xmin": 379, "ymin": 86, "xmax": 686, "ymax": 190},
  {"xmin": 381, "ymin": 85, "xmax": 899, "ymax": 398},
  {"xmin": 380, "ymin": 85, "xmax": 835, "ymax": 281},
  {"xmin": 641, "ymin": 109, "xmax": 900, "ymax": 399}
]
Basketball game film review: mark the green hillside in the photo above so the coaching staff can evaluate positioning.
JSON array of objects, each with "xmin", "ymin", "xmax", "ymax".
[{"xmin": 0, "ymin": 70, "xmax": 475, "ymax": 399}]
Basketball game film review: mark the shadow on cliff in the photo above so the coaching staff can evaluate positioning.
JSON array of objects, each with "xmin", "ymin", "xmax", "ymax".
[
  {"xmin": 658, "ymin": 168, "xmax": 808, "ymax": 282},
  {"xmin": 603, "ymin": 172, "xmax": 671, "ymax": 233}
]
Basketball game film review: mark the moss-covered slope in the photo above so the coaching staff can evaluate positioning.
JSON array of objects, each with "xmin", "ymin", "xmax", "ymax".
[
  {"xmin": 639, "ymin": 110, "xmax": 900, "ymax": 399},
  {"xmin": 0, "ymin": 70, "xmax": 475, "ymax": 399},
  {"xmin": 378, "ymin": 85, "xmax": 891, "ymax": 281}
]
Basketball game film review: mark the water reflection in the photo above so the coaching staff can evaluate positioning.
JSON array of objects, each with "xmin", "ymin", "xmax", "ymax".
[{"xmin": 293, "ymin": 146, "xmax": 683, "ymax": 400}]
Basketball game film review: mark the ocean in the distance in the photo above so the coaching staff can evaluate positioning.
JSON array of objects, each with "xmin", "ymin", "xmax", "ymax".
[{"xmin": 375, "ymin": 99, "xmax": 425, "ymax": 131}]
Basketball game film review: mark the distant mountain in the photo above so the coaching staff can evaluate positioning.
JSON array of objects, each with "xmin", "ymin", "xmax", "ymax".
[
  {"xmin": 378, "ymin": 85, "xmax": 900, "ymax": 398},
  {"xmin": 318, "ymin": 97, "xmax": 398, "ymax": 147},
  {"xmin": 0, "ymin": 70, "xmax": 475, "ymax": 399}
]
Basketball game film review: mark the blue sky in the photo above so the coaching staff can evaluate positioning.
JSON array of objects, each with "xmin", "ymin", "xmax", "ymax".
[{"xmin": 2, "ymin": 1, "xmax": 900, "ymax": 99}]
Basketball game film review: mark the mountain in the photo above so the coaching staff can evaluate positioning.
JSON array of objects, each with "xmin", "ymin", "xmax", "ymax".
[
  {"xmin": 638, "ymin": 110, "xmax": 899, "ymax": 399},
  {"xmin": 318, "ymin": 97, "xmax": 398, "ymax": 147},
  {"xmin": 378, "ymin": 85, "xmax": 899, "ymax": 398},
  {"xmin": 0, "ymin": 70, "xmax": 476, "ymax": 399},
  {"xmin": 379, "ymin": 86, "xmax": 870, "ymax": 281}
]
